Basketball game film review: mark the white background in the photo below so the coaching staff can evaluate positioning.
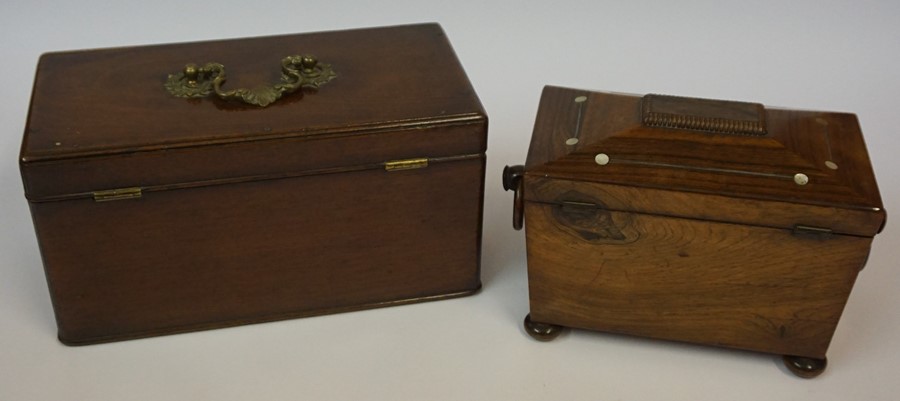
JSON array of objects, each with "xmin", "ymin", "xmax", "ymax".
[{"xmin": 2, "ymin": 1, "xmax": 899, "ymax": 399}]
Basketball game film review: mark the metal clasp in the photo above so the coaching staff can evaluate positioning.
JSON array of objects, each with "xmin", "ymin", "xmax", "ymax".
[
  {"xmin": 93, "ymin": 187, "xmax": 143, "ymax": 202},
  {"xmin": 384, "ymin": 158, "xmax": 429, "ymax": 171}
]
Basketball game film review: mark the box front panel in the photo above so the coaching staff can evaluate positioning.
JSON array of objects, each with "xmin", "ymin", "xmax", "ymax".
[
  {"xmin": 525, "ymin": 201, "xmax": 871, "ymax": 358},
  {"xmin": 30, "ymin": 157, "xmax": 484, "ymax": 344}
]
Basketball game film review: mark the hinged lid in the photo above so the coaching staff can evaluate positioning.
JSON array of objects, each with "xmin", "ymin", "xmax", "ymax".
[
  {"xmin": 20, "ymin": 23, "xmax": 486, "ymax": 201},
  {"xmin": 523, "ymin": 86, "xmax": 885, "ymax": 237}
]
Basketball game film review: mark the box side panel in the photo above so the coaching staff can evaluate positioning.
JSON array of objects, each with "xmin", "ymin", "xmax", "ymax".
[
  {"xmin": 29, "ymin": 157, "xmax": 484, "ymax": 344},
  {"xmin": 524, "ymin": 201, "xmax": 871, "ymax": 358},
  {"xmin": 525, "ymin": 176, "xmax": 884, "ymax": 237},
  {"xmin": 22, "ymin": 121, "xmax": 486, "ymax": 201}
]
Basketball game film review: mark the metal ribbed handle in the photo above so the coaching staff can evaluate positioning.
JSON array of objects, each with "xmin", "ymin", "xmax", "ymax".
[{"xmin": 641, "ymin": 94, "xmax": 767, "ymax": 136}]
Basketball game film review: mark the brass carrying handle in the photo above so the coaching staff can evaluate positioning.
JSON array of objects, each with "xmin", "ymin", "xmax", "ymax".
[
  {"xmin": 503, "ymin": 165, "xmax": 526, "ymax": 230},
  {"xmin": 164, "ymin": 55, "xmax": 337, "ymax": 107}
]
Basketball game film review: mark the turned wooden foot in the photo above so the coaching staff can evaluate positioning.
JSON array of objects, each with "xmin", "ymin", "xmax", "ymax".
[
  {"xmin": 524, "ymin": 314, "xmax": 564, "ymax": 342},
  {"xmin": 783, "ymin": 355, "xmax": 827, "ymax": 378}
]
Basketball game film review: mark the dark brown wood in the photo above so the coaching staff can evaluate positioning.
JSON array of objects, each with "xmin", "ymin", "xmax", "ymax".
[
  {"xmin": 21, "ymin": 24, "xmax": 487, "ymax": 344},
  {"xmin": 502, "ymin": 165, "xmax": 525, "ymax": 230},
  {"xmin": 517, "ymin": 86, "xmax": 886, "ymax": 376},
  {"xmin": 21, "ymin": 24, "xmax": 486, "ymax": 200},
  {"xmin": 22, "ymin": 24, "xmax": 483, "ymax": 162}
]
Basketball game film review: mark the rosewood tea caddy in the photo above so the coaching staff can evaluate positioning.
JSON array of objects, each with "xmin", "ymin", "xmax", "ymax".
[
  {"xmin": 504, "ymin": 86, "xmax": 886, "ymax": 378},
  {"xmin": 20, "ymin": 24, "xmax": 487, "ymax": 344}
]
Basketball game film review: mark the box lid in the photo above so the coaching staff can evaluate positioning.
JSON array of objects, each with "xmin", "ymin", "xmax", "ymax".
[
  {"xmin": 523, "ymin": 86, "xmax": 885, "ymax": 237},
  {"xmin": 21, "ymin": 23, "xmax": 486, "ymax": 201}
]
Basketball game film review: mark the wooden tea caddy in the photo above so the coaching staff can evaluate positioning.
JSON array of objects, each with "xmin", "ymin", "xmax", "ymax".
[
  {"xmin": 21, "ymin": 24, "xmax": 487, "ymax": 345},
  {"xmin": 504, "ymin": 86, "xmax": 886, "ymax": 378}
]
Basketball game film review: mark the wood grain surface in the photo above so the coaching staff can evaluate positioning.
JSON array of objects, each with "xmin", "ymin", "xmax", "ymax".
[
  {"xmin": 31, "ymin": 157, "xmax": 485, "ymax": 344},
  {"xmin": 525, "ymin": 87, "xmax": 885, "ymax": 217},
  {"xmin": 525, "ymin": 200, "xmax": 870, "ymax": 358},
  {"xmin": 21, "ymin": 24, "xmax": 488, "ymax": 344},
  {"xmin": 521, "ymin": 86, "xmax": 885, "ymax": 360},
  {"xmin": 21, "ymin": 23, "xmax": 483, "ymax": 161}
]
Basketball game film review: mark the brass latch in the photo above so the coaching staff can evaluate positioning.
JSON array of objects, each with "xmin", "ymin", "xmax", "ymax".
[
  {"xmin": 93, "ymin": 187, "xmax": 143, "ymax": 202},
  {"xmin": 384, "ymin": 158, "xmax": 429, "ymax": 172}
]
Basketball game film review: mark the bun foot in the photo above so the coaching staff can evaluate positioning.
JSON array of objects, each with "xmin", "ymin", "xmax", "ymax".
[
  {"xmin": 783, "ymin": 355, "xmax": 827, "ymax": 378},
  {"xmin": 524, "ymin": 314, "xmax": 564, "ymax": 342}
]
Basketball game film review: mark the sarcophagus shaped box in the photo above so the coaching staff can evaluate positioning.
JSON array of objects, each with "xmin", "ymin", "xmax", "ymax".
[{"xmin": 504, "ymin": 86, "xmax": 885, "ymax": 378}]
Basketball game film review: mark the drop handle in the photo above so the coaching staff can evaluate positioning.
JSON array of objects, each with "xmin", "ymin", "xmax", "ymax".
[
  {"xmin": 503, "ymin": 165, "xmax": 525, "ymax": 230},
  {"xmin": 164, "ymin": 55, "xmax": 337, "ymax": 107}
]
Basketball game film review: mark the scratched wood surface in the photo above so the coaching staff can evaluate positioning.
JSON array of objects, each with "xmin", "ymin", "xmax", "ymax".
[{"xmin": 525, "ymin": 199, "xmax": 872, "ymax": 358}]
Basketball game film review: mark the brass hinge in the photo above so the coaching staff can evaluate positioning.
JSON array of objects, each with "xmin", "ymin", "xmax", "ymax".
[
  {"xmin": 384, "ymin": 158, "xmax": 429, "ymax": 172},
  {"xmin": 93, "ymin": 187, "xmax": 143, "ymax": 202},
  {"xmin": 561, "ymin": 201, "xmax": 596, "ymax": 208},
  {"xmin": 792, "ymin": 225, "xmax": 833, "ymax": 238}
]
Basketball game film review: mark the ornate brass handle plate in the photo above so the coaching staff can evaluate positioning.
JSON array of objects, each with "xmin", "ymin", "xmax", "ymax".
[{"xmin": 164, "ymin": 55, "xmax": 336, "ymax": 107}]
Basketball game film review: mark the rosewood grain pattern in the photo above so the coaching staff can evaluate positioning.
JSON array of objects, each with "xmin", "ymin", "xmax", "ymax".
[
  {"xmin": 525, "ymin": 201, "xmax": 869, "ymax": 358},
  {"xmin": 525, "ymin": 177, "xmax": 884, "ymax": 237},
  {"xmin": 513, "ymin": 86, "xmax": 886, "ymax": 377},
  {"xmin": 526, "ymin": 86, "xmax": 884, "ymax": 212},
  {"xmin": 526, "ymin": 87, "xmax": 640, "ymax": 169},
  {"xmin": 766, "ymin": 110, "xmax": 883, "ymax": 207}
]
